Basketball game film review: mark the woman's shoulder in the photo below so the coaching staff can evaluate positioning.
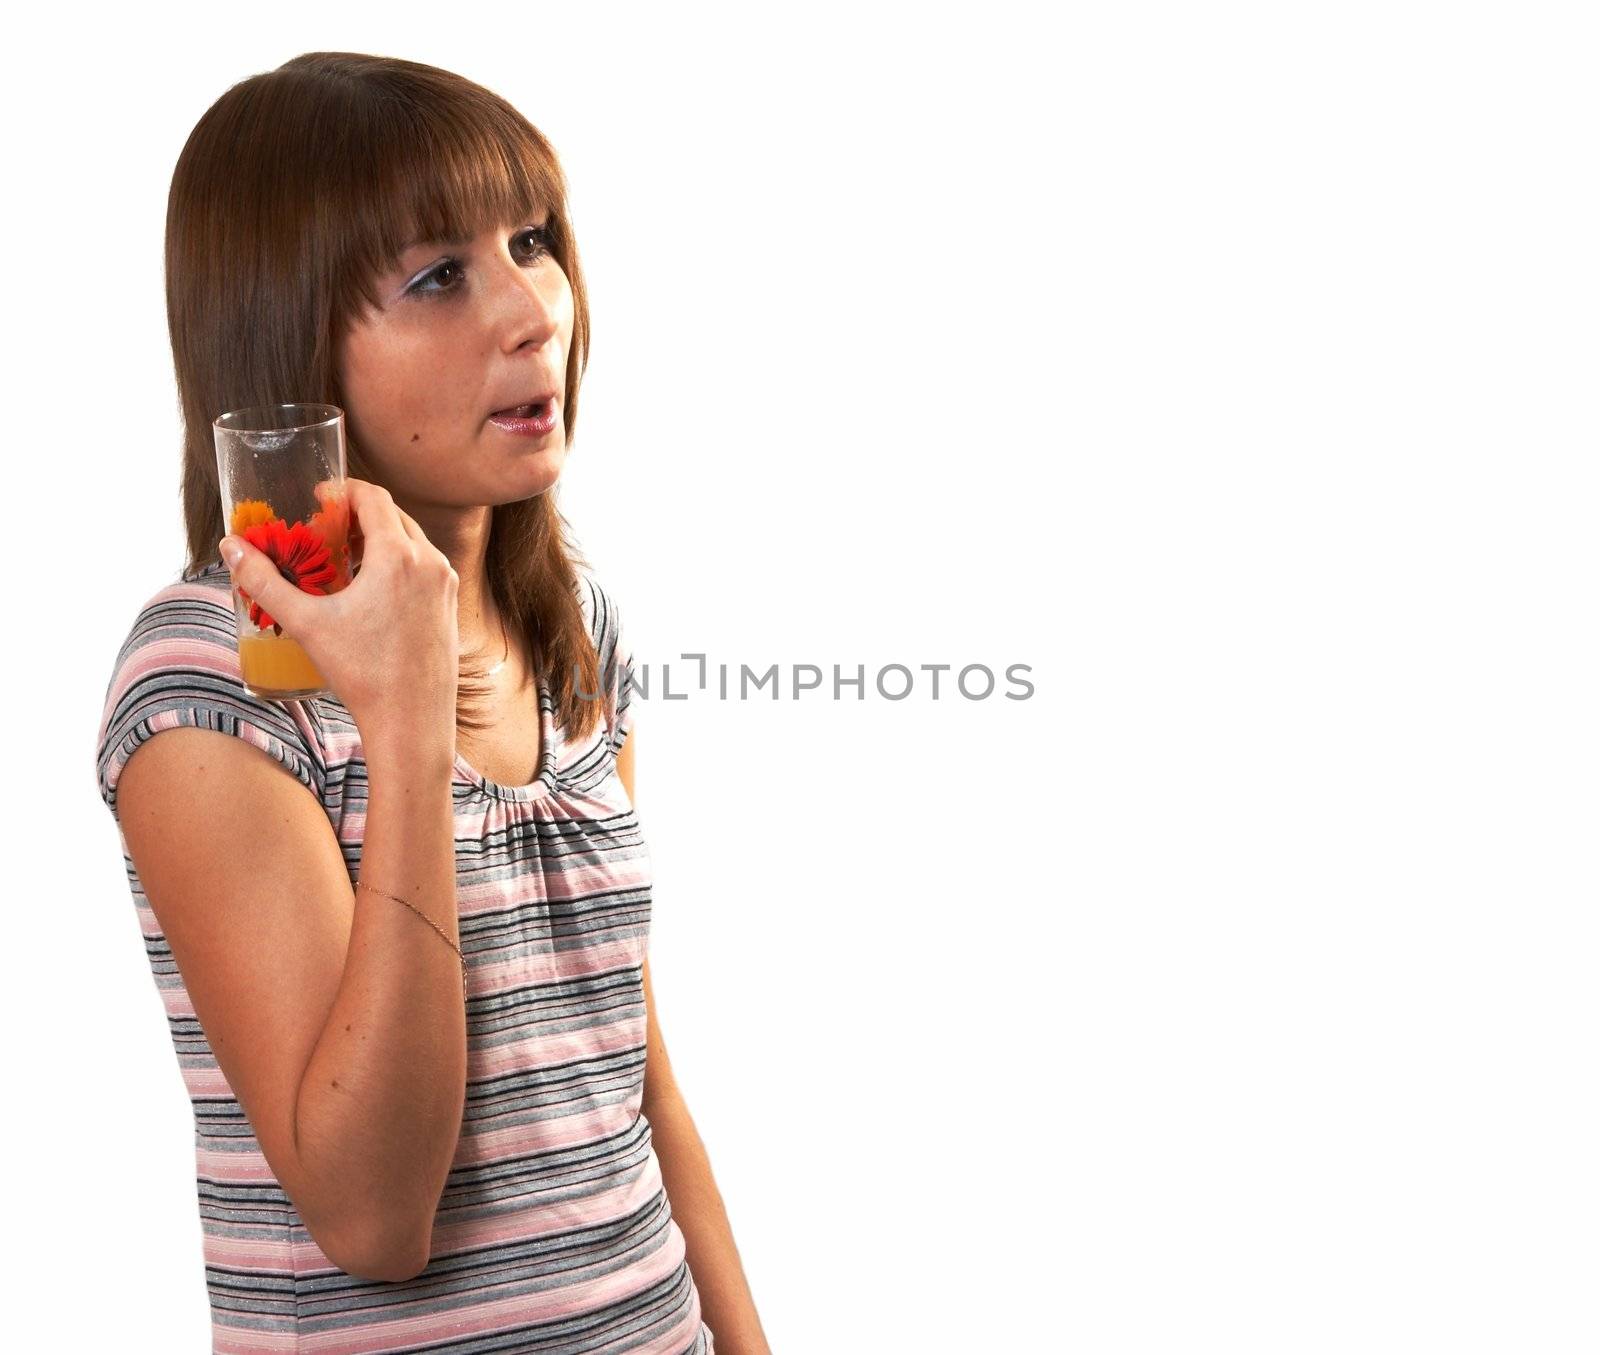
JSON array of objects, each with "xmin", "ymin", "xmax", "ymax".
[
  {"xmin": 572, "ymin": 565, "xmax": 629, "ymax": 655},
  {"xmin": 110, "ymin": 562, "xmax": 239, "ymax": 666},
  {"xmin": 96, "ymin": 561, "xmax": 325, "ymax": 819},
  {"xmin": 567, "ymin": 565, "xmax": 636, "ymax": 756},
  {"xmin": 573, "ymin": 563, "xmax": 617, "ymax": 621}
]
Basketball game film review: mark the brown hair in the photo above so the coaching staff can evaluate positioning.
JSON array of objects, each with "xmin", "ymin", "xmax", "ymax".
[{"xmin": 166, "ymin": 51, "xmax": 603, "ymax": 741}]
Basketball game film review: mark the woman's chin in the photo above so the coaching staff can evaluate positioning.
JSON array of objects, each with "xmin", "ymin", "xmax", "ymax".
[{"xmin": 508, "ymin": 445, "xmax": 567, "ymax": 498}]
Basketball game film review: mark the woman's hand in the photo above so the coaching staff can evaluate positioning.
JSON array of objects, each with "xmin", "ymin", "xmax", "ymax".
[{"xmin": 219, "ymin": 477, "xmax": 459, "ymax": 738}]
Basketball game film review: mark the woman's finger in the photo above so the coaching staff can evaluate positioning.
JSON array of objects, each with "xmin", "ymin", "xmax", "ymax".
[
  {"xmin": 391, "ymin": 505, "xmax": 434, "ymax": 550},
  {"xmin": 343, "ymin": 477, "xmax": 410, "ymax": 554},
  {"xmin": 218, "ymin": 532, "xmax": 312, "ymax": 636}
]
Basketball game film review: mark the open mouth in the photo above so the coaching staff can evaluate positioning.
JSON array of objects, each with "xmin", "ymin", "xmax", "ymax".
[
  {"xmin": 493, "ymin": 400, "xmax": 550, "ymax": 418},
  {"xmin": 487, "ymin": 399, "xmax": 560, "ymax": 437}
]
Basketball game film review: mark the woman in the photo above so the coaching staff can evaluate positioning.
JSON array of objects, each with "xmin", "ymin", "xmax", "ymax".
[{"xmin": 93, "ymin": 52, "xmax": 768, "ymax": 1354}]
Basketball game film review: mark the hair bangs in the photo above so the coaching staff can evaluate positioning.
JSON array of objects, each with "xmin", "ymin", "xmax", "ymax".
[{"xmin": 337, "ymin": 97, "xmax": 566, "ymax": 323}]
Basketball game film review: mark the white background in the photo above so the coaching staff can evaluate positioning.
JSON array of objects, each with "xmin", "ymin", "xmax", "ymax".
[{"xmin": 4, "ymin": 2, "xmax": 1597, "ymax": 1351}]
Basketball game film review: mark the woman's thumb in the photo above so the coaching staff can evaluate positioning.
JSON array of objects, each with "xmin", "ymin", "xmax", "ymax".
[{"xmin": 219, "ymin": 535, "xmax": 305, "ymax": 635}]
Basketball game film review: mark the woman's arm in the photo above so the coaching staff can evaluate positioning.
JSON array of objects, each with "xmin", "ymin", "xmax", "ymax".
[
  {"xmin": 617, "ymin": 737, "xmax": 771, "ymax": 1354},
  {"xmin": 116, "ymin": 720, "xmax": 465, "ymax": 1282},
  {"xmin": 642, "ymin": 958, "xmax": 772, "ymax": 1355},
  {"xmin": 296, "ymin": 724, "xmax": 468, "ymax": 1275}
]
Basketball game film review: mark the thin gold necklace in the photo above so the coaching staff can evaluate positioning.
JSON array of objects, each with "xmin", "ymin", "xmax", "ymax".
[{"xmin": 485, "ymin": 612, "xmax": 510, "ymax": 679}]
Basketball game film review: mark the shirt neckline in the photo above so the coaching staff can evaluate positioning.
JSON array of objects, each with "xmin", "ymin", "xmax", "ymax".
[{"xmin": 452, "ymin": 670, "xmax": 561, "ymax": 803}]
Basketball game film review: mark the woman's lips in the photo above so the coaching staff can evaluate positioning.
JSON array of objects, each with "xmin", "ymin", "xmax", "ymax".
[{"xmin": 488, "ymin": 399, "xmax": 558, "ymax": 438}]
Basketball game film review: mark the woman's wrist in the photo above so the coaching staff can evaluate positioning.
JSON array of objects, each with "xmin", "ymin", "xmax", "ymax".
[{"xmin": 361, "ymin": 721, "xmax": 456, "ymax": 780}]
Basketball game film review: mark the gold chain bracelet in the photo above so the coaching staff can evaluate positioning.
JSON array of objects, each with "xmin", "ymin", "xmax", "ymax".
[{"xmin": 356, "ymin": 879, "xmax": 468, "ymax": 989}]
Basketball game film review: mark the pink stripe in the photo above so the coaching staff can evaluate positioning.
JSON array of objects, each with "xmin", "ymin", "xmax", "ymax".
[
  {"xmin": 298, "ymin": 1216, "xmax": 694, "ymax": 1354},
  {"xmin": 213, "ymin": 1327, "xmax": 301, "ymax": 1353},
  {"xmin": 429, "ymin": 1163, "xmax": 663, "ymax": 1252}
]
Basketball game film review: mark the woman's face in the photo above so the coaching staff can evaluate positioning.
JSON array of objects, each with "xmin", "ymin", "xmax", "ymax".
[{"xmin": 336, "ymin": 212, "xmax": 573, "ymax": 514}]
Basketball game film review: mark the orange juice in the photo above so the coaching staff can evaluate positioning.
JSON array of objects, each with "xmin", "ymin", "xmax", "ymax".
[{"xmin": 239, "ymin": 632, "xmax": 328, "ymax": 697}]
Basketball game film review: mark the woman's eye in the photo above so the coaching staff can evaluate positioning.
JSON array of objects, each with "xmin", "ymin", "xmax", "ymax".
[
  {"xmin": 414, "ymin": 260, "xmax": 464, "ymax": 294},
  {"xmin": 411, "ymin": 227, "xmax": 552, "ymax": 297},
  {"xmin": 516, "ymin": 226, "xmax": 552, "ymax": 260}
]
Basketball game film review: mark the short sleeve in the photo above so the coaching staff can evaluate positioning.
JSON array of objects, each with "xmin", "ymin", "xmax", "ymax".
[
  {"xmin": 578, "ymin": 572, "xmax": 636, "ymax": 757},
  {"xmin": 95, "ymin": 577, "xmax": 327, "ymax": 820}
]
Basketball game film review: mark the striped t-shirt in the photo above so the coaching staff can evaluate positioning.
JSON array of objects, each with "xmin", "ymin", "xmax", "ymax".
[{"xmin": 94, "ymin": 560, "xmax": 713, "ymax": 1354}]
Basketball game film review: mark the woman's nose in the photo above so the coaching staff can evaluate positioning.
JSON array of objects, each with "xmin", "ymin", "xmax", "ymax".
[{"xmin": 494, "ymin": 255, "xmax": 560, "ymax": 346}]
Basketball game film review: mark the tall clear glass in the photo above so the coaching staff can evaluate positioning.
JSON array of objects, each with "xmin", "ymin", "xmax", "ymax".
[{"xmin": 212, "ymin": 402, "xmax": 351, "ymax": 700}]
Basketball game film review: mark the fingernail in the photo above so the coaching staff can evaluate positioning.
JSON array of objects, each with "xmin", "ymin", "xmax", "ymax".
[{"xmin": 219, "ymin": 537, "xmax": 243, "ymax": 567}]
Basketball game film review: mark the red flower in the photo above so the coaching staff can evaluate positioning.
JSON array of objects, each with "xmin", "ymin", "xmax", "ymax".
[{"xmin": 237, "ymin": 517, "xmax": 337, "ymax": 635}]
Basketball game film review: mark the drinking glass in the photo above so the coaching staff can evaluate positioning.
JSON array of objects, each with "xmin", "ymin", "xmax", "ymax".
[{"xmin": 212, "ymin": 402, "xmax": 352, "ymax": 700}]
